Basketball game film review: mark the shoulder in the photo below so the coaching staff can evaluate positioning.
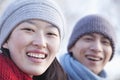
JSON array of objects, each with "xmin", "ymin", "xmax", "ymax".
[
  {"xmin": 0, "ymin": 53, "xmax": 6, "ymax": 61},
  {"xmin": 0, "ymin": 53, "xmax": 9, "ymax": 62}
]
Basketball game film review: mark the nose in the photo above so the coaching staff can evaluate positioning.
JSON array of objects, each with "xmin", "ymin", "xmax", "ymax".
[
  {"xmin": 90, "ymin": 40, "xmax": 103, "ymax": 52},
  {"xmin": 32, "ymin": 34, "xmax": 46, "ymax": 48}
]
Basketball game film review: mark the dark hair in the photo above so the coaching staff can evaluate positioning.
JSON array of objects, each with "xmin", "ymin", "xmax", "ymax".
[{"xmin": 1, "ymin": 48, "xmax": 68, "ymax": 80}]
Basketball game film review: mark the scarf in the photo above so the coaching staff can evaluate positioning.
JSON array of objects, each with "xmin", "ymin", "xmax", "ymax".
[
  {"xmin": 0, "ymin": 53, "xmax": 32, "ymax": 80},
  {"xmin": 60, "ymin": 53, "xmax": 108, "ymax": 80}
]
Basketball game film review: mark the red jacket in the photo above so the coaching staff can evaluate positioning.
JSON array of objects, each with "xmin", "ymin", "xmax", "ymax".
[{"xmin": 0, "ymin": 53, "xmax": 32, "ymax": 80}]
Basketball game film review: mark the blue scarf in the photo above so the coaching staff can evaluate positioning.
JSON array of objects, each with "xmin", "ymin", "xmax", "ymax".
[{"xmin": 60, "ymin": 53, "xmax": 108, "ymax": 80}]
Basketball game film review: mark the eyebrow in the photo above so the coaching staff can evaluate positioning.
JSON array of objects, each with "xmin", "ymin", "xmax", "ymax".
[{"xmin": 85, "ymin": 33, "xmax": 109, "ymax": 40}]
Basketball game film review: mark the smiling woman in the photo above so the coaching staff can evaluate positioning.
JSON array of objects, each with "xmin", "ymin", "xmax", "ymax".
[
  {"xmin": 3, "ymin": 19, "xmax": 60, "ymax": 76},
  {"xmin": 0, "ymin": 0, "xmax": 67, "ymax": 80}
]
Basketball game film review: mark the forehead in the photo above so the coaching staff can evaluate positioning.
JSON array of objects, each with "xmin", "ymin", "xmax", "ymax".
[
  {"xmin": 18, "ymin": 19, "xmax": 55, "ymax": 27},
  {"xmin": 82, "ymin": 33, "xmax": 106, "ymax": 37},
  {"xmin": 14, "ymin": 19, "xmax": 59, "ymax": 31}
]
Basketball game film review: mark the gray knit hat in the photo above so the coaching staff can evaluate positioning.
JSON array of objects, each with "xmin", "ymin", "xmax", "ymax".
[
  {"xmin": 68, "ymin": 14, "xmax": 116, "ymax": 60},
  {"xmin": 0, "ymin": 0, "xmax": 65, "ymax": 48}
]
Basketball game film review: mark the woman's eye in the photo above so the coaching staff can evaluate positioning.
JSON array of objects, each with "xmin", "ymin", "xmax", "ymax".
[
  {"xmin": 47, "ymin": 32, "xmax": 58, "ymax": 37},
  {"xmin": 21, "ymin": 28, "xmax": 34, "ymax": 32}
]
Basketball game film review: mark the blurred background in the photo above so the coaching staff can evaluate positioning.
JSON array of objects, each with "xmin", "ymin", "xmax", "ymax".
[{"xmin": 0, "ymin": 0, "xmax": 120, "ymax": 79}]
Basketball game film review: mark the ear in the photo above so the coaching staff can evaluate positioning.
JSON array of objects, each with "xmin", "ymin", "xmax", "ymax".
[
  {"xmin": 2, "ymin": 42, "xmax": 8, "ymax": 49},
  {"xmin": 69, "ymin": 47, "xmax": 73, "ymax": 52}
]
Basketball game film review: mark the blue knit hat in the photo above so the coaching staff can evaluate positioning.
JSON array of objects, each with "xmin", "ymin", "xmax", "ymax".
[
  {"xmin": 68, "ymin": 14, "xmax": 116, "ymax": 60},
  {"xmin": 0, "ymin": 0, "xmax": 65, "ymax": 48}
]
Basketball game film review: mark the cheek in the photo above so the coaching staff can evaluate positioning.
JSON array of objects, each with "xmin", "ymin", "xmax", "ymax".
[
  {"xmin": 105, "ymin": 47, "xmax": 112, "ymax": 60},
  {"xmin": 71, "ymin": 45, "xmax": 81, "ymax": 58},
  {"xmin": 72, "ymin": 43, "xmax": 88, "ymax": 61},
  {"xmin": 48, "ymin": 39, "xmax": 60, "ymax": 55},
  {"xmin": 8, "ymin": 33, "xmax": 31, "ymax": 53},
  {"xmin": 73, "ymin": 43, "xmax": 85, "ymax": 54},
  {"xmin": 46, "ymin": 40, "xmax": 60, "ymax": 65},
  {"xmin": 12, "ymin": 36, "xmax": 27, "ymax": 47}
]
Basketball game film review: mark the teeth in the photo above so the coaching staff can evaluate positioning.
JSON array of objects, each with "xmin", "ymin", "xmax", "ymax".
[
  {"xmin": 27, "ymin": 53, "xmax": 45, "ymax": 59},
  {"xmin": 87, "ymin": 56, "xmax": 101, "ymax": 61}
]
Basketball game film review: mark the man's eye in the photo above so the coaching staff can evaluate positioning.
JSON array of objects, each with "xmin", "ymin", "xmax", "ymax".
[
  {"xmin": 84, "ymin": 37, "xmax": 93, "ymax": 42},
  {"xmin": 102, "ymin": 40, "xmax": 111, "ymax": 46}
]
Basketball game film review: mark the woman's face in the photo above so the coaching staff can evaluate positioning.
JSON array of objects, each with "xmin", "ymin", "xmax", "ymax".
[
  {"xmin": 3, "ymin": 19, "xmax": 60, "ymax": 77},
  {"xmin": 70, "ymin": 33, "xmax": 112, "ymax": 74}
]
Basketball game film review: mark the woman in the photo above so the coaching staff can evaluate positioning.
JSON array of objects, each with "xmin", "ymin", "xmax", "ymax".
[
  {"xmin": 60, "ymin": 15, "xmax": 116, "ymax": 80},
  {"xmin": 0, "ymin": 0, "xmax": 67, "ymax": 80}
]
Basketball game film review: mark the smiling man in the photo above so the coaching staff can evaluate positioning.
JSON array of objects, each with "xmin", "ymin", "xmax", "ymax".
[{"xmin": 60, "ymin": 14, "xmax": 116, "ymax": 80}]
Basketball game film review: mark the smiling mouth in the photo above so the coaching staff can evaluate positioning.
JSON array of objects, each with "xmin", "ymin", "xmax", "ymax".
[
  {"xmin": 86, "ymin": 56, "xmax": 102, "ymax": 61},
  {"xmin": 27, "ymin": 53, "xmax": 47, "ymax": 59}
]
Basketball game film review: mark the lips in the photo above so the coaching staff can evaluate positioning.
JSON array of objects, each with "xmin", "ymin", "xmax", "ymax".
[{"xmin": 86, "ymin": 55, "xmax": 103, "ymax": 61}]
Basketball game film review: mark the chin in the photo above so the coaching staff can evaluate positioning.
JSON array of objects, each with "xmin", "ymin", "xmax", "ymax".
[{"xmin": 33, "ymin": 69, "xmax": 47, "ymax": 76}]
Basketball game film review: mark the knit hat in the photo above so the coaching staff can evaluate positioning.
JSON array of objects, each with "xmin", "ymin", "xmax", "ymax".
[
  {"xmin": 68, "ymin": 14, "xmax": 116, "ymax": 60},
  {"xmin": 0, "ymin": 0, "xmax": 65, "ymax": 48}
]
